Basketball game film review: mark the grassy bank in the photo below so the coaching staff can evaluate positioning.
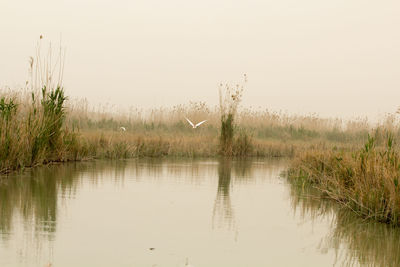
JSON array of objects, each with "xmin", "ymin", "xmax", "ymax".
[
  {"xmin": 288, "ymin": 132, "xmax": 400, "ymax": 226},
  {"xmin": 0, "ymin": 87, "xmax": 79, "ymax": 173}
]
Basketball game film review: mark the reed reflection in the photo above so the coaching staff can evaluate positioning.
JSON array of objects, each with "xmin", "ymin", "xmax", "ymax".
[
  {"xmin": 212, "ymin": 159, "xmax": 257, "ymax": 232},
  {"xmin": 0, "ymin": 161, "xmax": 129, "ymax": 241},
  {"xmin": 0, "ymin": 167, "xmax": 63, "ymax": 239},
  {"xmin": 212, "ymin": 159, "xmax": 234, "ymax": 230},
  {"xmin": 0, "ymin": 159, "xmax": 218, "ymax": 241},
  {"xmin": 288, "ymin": 178, "xmax": 400, "ymax": 267},
  {"xmin": 232, "ymin": 159, "xmax": 253, "ymax": 181}
]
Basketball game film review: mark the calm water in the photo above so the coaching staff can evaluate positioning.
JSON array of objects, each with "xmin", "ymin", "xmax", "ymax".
[{"xmin": 0, "ymin": 159, "xmax": 399, "ymax": 267}]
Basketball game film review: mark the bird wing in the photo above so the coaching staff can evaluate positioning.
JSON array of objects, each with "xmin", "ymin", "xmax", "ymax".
[
  {"xmin": 195, "ymin": 120, "xmax": 207, "ymax": 127},
  {"xmin": 185, "ymin": 117, "xmax": 194, "ymax": 127}
]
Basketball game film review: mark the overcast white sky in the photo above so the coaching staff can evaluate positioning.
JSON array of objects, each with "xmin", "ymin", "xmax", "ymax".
[{"xmin": 1, "ymin": 0, "xmax": 399, "ymax": 119}]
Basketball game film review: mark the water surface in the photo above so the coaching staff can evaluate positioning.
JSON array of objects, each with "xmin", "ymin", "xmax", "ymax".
[{"xmin": 0, "ymin": 159, "xmax": 399, "ymax": 266}]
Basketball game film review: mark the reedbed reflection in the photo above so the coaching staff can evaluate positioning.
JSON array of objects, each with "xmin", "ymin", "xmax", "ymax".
[
  {"xmin": 1, "ymin": 159, "xmax": 398, "ymax": 267},
  {"xmin": 212, "ymin": 159, "xmax": 235, "ymax": 231},
  {"xmin": 288, "ymin": 177, "xmax": 400, "ymax": 267}
]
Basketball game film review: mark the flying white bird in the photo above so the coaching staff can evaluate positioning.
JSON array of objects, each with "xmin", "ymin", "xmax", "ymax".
[
  {"xmin": 185, "ymin": 117, "xmax": 207, "ymax": 128},
  {"xmin": 120, "ymin": 127, "xmax": 126, "ymax": 131}
]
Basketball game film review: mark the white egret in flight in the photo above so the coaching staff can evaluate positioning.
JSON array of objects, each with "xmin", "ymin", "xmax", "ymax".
[{"xmin": 185, "ymin": 117, "xmax": 207, "ymax": 129}]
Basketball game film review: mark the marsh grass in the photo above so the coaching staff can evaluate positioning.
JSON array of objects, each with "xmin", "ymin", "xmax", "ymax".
[
  {"xmin": 0, "ymin": 39, "xmax": 77, "ymax": 173},
  {"xmin": 0, "ymin": 86, "xmax": 75, "ymax": 173},
  {"xmin": 289, "ymin": 131, "xmax": 400, "ymax": 225},
  {"xmin": 218, "ymin": 79, "xmax": 251, "ymax": 156}
]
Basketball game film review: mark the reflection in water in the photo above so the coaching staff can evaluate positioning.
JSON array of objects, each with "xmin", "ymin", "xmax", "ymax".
[
  {"xmin": 212, "ymin": 159, "xmax": 235, "ymax": 231},
  {"xmin": 2, "ymin": 159, "xmax": 400, "ymax": 266},
  {"xmin": 288, "ymin": 178, "xmax": 400, "ymax": 267},
  {"xmin": 0, "ymin": 161, "xmax": 128, "ymax": 240},
  {"xmin": 0, "ymin": 164, "xmax": 76, "ymax": 265},
  {"xmin": 212, "ymin": 159, "xmax": 255, "ymax": 237},
  {"xmin": 0, "ymin": 161, "xmax": 131, "ymax": 266},
  {"xmin": 0, "ymin": 159, "xmax": 217, "ymax": 239},
  {"xmin": 0, "ymin": 167, "xmax": 61, "ymax": 238}
]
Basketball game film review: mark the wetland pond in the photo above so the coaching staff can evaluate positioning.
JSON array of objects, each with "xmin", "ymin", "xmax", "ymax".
[{"xmin": 0, "ymin": 159, "xmax": 399, "ymax": 267}]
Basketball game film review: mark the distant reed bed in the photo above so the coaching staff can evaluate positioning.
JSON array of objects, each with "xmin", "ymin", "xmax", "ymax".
[
  {"xmin": 2, "ymin": 82, "xmax": 381, "ymax": 174},
  {"xmin": 59, "ymin": 69, "xmax": 400, "ymax": 162},
  {"xmin": 63, "ymin": 99, "xmax": 377, "ymax": 160},
  {"xmin": 64, "ymin": 91, "xmax": 386, "ymax": 158},
  {"xmin": 66, "ymin": 98, "xmax": 377, "ymax": 145}
]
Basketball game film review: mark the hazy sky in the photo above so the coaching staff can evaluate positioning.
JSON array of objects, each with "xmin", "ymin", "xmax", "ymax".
[{"xmin": 1, "ymin": 0, "xmax": 399, "ymax": 119}]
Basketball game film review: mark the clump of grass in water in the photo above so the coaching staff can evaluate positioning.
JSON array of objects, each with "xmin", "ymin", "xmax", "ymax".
[
  {"xmin": 288, "ymin": 131, "xmax": 400, "ymax": 225},
  {"xmin": 27, "ymin": 37, "xmax": 70, "ymax": 165},
  {"xmin": 218, "ymin": 77, "xmax": 244, "ymax": 156},
  {"xmin": 0, "ymin": 87, "xmax": 70, "ymax": 172},
  {"xmin": 0, "ymin": 36, "xmax": 76, "ymax": 173},
  {"xmin": 218, "ymin": 75, "xmax": 253, "ymax": 156}
]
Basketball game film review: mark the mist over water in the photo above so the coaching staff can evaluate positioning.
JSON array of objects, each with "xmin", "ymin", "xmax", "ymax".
[{"xmin": 1, "ymin": 0, "xmax": 400, "ymax": 120}]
